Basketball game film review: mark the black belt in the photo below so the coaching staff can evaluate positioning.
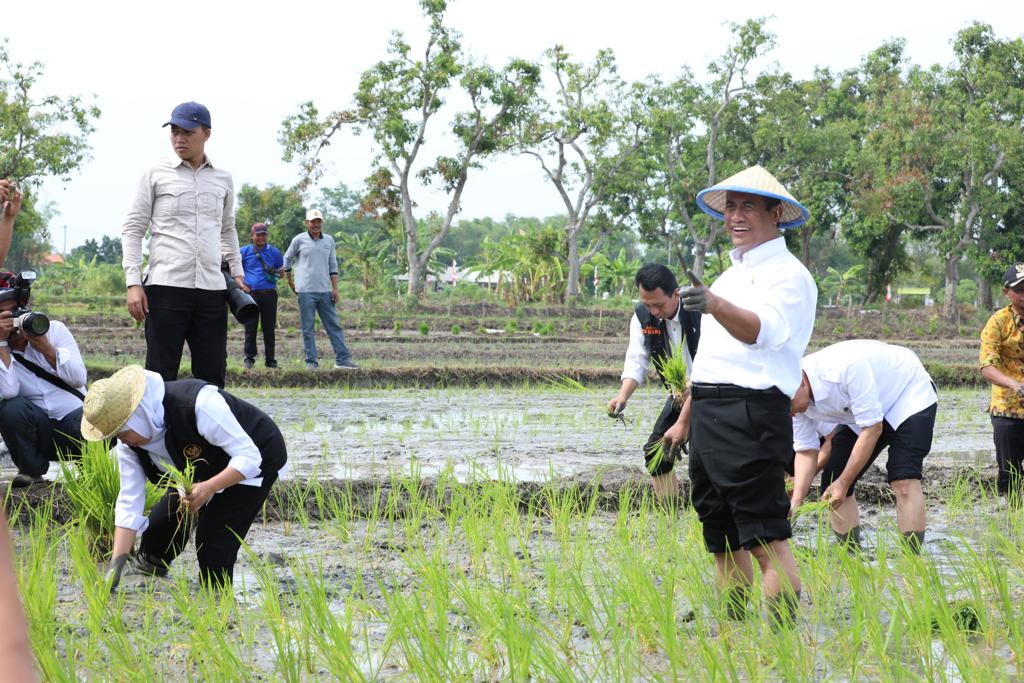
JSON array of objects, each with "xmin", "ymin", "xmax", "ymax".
[
  {"xmin": 691, "ymin": 383, "xmax": 785, "ymax": 399},
  {"xmin": 250, "ymin": 288, "xmax": 277, "ymax": 293}
]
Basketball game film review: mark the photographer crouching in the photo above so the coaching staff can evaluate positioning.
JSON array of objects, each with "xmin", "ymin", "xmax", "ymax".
[{"xmin": 0, "ymin": 271, "xmax": 86, "ymax": 487}]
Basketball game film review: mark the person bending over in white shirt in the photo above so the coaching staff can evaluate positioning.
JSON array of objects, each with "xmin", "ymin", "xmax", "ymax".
[
  {"xmin": 790, "ymin": 340, "xmax": 938, "ymax": 553},
  {"xmin": 81, "ymin": 365, "xmax": 288, "ymax": 589}
]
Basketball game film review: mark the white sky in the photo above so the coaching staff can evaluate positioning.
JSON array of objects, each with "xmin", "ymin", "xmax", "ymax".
[{"xmin": 5, "ymin": 0, "xmax": 1022, "ymax": 251}]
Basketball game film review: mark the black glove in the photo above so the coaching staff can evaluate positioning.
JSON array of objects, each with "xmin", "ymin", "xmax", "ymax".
[{"xmin": 105, "ymin": 554, "xmax": 130, "ymax": 592}]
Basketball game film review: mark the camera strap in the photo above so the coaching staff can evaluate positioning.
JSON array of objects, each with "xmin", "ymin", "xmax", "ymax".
[
  {"xmin": 254, "ymin": 248, "xmax": 278, "ymax": 283},
  {"xmin": 11, "ymin": 353, "xmax": 86, "ymax": 401}
]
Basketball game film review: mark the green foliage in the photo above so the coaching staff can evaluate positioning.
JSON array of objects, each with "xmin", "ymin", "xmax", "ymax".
[
  {"xmin": 450, "ymin": 323, "xmax": 460, "ymax": 335},
  {"xmin": 68, "ymin": 235, "xmax": 122, "ymax": 265},
  {"xmin": 419, "ymin": 322, "xmax": 429, "ymax": 335},
  {"xmin": 653, "ymin": 343, "xmax": 688, "ymax": 401},
  {"xmin": 59, "ymin": 440, "xmax": 162, "ymax": 553},
  {"xmin": 280, "ymin": 1, "xmax": 540, "ymax": 298},
  {"xmin": 234, "ymin": 183, "xmax": 306, "ymax": 248},
  {"xmin": 393, "ymin": 320, "xmax": 402, "ymax": 332}
]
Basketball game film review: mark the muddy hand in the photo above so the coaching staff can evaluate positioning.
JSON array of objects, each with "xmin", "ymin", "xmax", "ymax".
[
  {"xmin": 680, "ymin": 270, "xmax": 708, "ymax": 313},
  {"xmin": 607, "ymin": 400, "xmax": 624, "ymax": 418},
  {"xmin": 106, "ymin": 553, "xmax": 130, "ymax": 592}
]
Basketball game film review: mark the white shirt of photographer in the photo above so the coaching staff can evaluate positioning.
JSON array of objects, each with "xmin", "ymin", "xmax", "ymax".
[
  {"xmin": 0, "ymin": 320, "xmax": 87, "ymax": 420},
  {"xmin": 792, "ymin": 339, "xmax": 937, "ymax": 452},
  {"xmin": 113, "ymin": 385, "xmax": 269, "ymax": 533}
]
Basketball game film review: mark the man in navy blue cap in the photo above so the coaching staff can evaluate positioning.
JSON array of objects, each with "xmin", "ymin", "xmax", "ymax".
[{"xmin": 121, "ymin": 102, "xmax": 245, "ymax": 387}]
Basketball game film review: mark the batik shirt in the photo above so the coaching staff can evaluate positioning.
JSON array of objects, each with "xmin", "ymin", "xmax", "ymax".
[{"xmin": 980, "ymin": 305, "xmax": 1024, "ymax": 419}]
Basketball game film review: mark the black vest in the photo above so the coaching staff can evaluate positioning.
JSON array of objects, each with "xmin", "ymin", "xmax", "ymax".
[
  {"xmin": 132, "ymin": 380, "xmax": 286, "ymax": 485},
  {"xmin": 635, "ymin": 303, "xmax": 701, "ymax": 385}
]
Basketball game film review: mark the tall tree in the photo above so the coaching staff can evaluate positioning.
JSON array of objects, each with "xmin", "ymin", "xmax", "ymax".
[
  {"xmin": 516, "ymin": 46, "xmax": 649, "ymax": 299},
  {"xmin": 856, "ymin": 26, "xmax": 1024, "ymax": 320},
  {"xmin": 633, "ymin": 19, "xmax": 776, "ymax": 279},
  {"xmin": 0, "ymin": 39, "xmax": 99, "ymax": 267},
  {"xmin": 280, "ymin": 0, "xmax": 540, "ymax": 298}
]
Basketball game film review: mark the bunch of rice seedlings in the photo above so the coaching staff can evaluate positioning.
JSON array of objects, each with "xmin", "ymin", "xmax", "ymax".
[
  {"xmin": 653, "ymin": 342, "xmax": 688, "ymax": 406},
  {"xmin": 160, "ymin": 460, "xmax": 202, "ymax": 529},
  {"xmin": 59, "ymin": 439, "xmax": 162, "ymax": 554}
]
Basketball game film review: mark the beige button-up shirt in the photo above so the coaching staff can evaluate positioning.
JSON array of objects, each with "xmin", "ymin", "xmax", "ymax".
[{"xmin": 121, "ymin": 155, "xmax": 243, "ymax": 289}]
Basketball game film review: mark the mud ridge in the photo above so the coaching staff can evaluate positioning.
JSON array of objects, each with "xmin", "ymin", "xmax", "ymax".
[{"xmin": 2, "ymin": 462, "xmax": 1000, "ymax": 526}]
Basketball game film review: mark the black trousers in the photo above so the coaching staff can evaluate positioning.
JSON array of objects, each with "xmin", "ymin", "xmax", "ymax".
[
  {"xmin": 992, "ymin": 415, "xmax": 1024, "ymax": 495},
  {"xmin": 642, "ymin": 395, "xmax": 681, "ymax": 476},
  {"xmin": 689, "ymin": 385, "xmax": 793, "ymax": 553},
  {"xmin": 0, "ymin": 398, "xmax": 83, "ymax": 475},
  {"xmin": 243, "ymin": 289, "xmax": 278, "ymax": 363},
  {"xmin": 139, "ymin": 468, "xmax": 280, "ymax": 587},
  {"xmin": 145, "ymin": 285, "xmax": 227, "ymax": 388}
]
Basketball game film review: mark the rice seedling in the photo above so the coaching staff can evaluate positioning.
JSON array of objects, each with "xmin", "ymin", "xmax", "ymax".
[{"xmin": 59, "ymin": 439, "xmax": 163, "ymax": 554}]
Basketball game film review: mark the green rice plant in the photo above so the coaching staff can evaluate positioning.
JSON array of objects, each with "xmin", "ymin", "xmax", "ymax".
[
  {"xmin": 393, "ymin": 319, "xmax": 402, "ymax": 332},
  {"xmin": 419, "ymin": 322, "xmax": 430, "ymax": 335},
  {"xmin": 652, "ymin": 342, "xmax": 688, "ymax": 405},
  {"xmin": 59, "ymin": 439, "xmax": 162, "ymax": 554}
]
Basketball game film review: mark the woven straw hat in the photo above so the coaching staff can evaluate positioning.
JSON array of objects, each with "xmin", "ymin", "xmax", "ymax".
[
  {"xmin": 696, "ymin": 165, "xmax": 810, "ymax": 229},
  {"xmin": 81, "ymin": 365, "xmax": 148, "ymax": 441}
]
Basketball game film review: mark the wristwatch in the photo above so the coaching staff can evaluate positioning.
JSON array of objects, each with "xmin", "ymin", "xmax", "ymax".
[{"xmin": 0, "ymin": 340, "xmax": 8, "ymax": 347}]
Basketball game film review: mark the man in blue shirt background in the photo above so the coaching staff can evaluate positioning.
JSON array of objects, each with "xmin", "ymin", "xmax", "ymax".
[{"xmin": 239, "ymin": 223, "xmax": 284, "ymax": 369}]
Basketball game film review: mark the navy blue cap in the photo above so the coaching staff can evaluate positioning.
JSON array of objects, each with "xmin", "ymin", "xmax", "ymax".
[{"xmin": 162, "ymin": 102, "xmax": 211, "ymax": 129}]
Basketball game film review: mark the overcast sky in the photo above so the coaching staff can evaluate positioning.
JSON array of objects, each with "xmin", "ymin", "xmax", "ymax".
[{"xmin": 5, "ymin": 0, "xmax": 1022, "ymax": 251}]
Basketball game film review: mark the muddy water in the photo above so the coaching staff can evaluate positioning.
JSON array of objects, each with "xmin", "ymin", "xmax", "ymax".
[
  {"xmin": 245, "ymin": 385, "xmax": 998, "ymax": 481},
  {"xmin": 0, "ymin": 386, "xmax": 998, "ymax": 484}
]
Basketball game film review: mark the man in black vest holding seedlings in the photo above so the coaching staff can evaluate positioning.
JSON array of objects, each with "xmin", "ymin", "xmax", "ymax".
[
  {"xmin": 81, "ymin": 364, "xmax": 287, "ymax": 589},
  {"xmin": 608, "ymin": 264, "xmax": 701, "ymax": 501}
]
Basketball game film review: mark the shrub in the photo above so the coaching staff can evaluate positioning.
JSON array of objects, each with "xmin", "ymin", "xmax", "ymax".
[
  {"xmin": 505, "ymin": 321, "xmax": 518, "ymax": 334},
  {"xmin": 451, "ymin": 324, "xmax": 461, "ymax": 335},
  {"xmin": 419, "ymin": 322, "xmax": 430, "ymax": 335},
  {"xmin": 393, "ymin": 320, "xmax": 402, "ymax": 332}
]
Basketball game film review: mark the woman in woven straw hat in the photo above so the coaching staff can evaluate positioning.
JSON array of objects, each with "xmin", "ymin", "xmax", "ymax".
[
  {"xmin": 82, "ymin": 364, "xmax": 287, "ymax": 589},
  {"xmin": 663, "ymin": 165, "xmax": 817, "ymax": 627}
]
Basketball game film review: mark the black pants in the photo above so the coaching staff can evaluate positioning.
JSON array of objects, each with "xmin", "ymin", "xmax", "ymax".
[
  {"xmin": 992, "ymin": 415, "xmax": 1024, "ymax": 495},
  {"xmin": 689, "ymin": 385, "xmax": 792, "ymax": 553},
  {"xmin": 243, "ymin": 289, "xmax": 278, "ymax": 363},
  {"xmin": 140, "ymin": 468, "xmax": 280, "ymax": 587},
  {"xmin": 145, "ymin": 285, "xmax": 227, "ymax": 388},
  {"xmin": 0, "ymin": 398, "xmax": 83, "ymax": 475},
  {"xmin": 822, "ymin": 403, "xmax": 937, "ymax": 497},
  {"xmin": 642, "ymin": 395, "xmax": 681, "ymax": 476}
]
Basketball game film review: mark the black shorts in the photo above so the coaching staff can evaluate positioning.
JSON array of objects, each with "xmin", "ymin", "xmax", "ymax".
[
  {"xmin": 820, "ymin": 402, "xmax": 936, "ymax": 497},
  {"xmin": 642, "ymin": 396, "xmax": 681, "ymax": 476},
  {"xmin": 688, "ymin": 384, "xmax": 793, "ymax": 553}
]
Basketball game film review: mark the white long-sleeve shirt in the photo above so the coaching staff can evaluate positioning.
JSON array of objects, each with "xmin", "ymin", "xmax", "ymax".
[
  {"xmin": 0, "ymin": 321, "xmax": 86, "ymax": 419},
  {"xmin": 689, "ymin": 236, "xmax": 817, "ymax": 398},
  {"xmin": 114, "ymin": 385, "xmax": 264, "ymax": 532},
  {"xmin": 121, "ymin": 155, "xmax": 242, "ymax": 289},
  {"xmin": 620, "ymin": 306, "xmax": 693, "ymax": 386},
  {"xmin": 792, "ymin": 340, "xmax": 937, "ymax": 452}
]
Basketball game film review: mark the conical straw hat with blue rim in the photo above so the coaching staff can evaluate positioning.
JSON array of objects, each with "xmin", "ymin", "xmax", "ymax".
[{"xmin": 696, "ymin": 165, "xmax": 810, "ymax": 229}]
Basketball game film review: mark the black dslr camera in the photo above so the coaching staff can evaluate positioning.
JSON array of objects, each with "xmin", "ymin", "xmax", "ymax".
[{"xmin": 0, "ymin": 271, "xmax": 50, "ymax": 337}]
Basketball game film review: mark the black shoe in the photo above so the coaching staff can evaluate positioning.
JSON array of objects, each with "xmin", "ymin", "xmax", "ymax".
[
  {"xmin": 130, "ymin": 551, "xmax": 169, "ymax": 577},
  {"xmin": 334, "ymin": 361, "xmax": 359, "ymax": 369},
  {"xmin": 265, "ymin": 359, "xmax": 278, "ymax": 369},
  {"xmin": 243, "ymin": 357, "xmax": 255, "ymax": 369},
  {"xmin": 10, "ymin": 473, "xmax": 44, "ymax": 488}
]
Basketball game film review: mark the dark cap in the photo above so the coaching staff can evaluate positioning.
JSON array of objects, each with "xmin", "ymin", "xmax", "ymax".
[
  {"xmin": 251, "ymin": 223, "xmax": 268, "ymax": 234},
  {"xmin": 1004, "ymin": 263, "xmax": 1024, "ymax": 288},
  {"xmin": 162, "ymin": 102, "xmax": 211, "ymax": 129}
]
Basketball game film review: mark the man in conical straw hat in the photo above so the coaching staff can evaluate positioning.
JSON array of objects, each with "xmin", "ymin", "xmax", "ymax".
[
  {"xmin": 661, "ymin": 165, "xmax": 816, "ymax": 627},
  {"xmin": 81, "ymin": 364, "xmax": 288, "ymax": 589}
]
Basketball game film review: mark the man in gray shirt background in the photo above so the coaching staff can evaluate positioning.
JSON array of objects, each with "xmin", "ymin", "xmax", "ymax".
[
  {"xmin": 121, "ymin": 101, "xmax": 244, "ymax": 388},
  {"xmin": 284, "ymin": 208, "xmax": 357, "ymax": 370}
]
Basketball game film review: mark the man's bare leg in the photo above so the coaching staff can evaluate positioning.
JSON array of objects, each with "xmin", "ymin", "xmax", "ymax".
[
  {"xmin": 713, "ymin": 549, "xmax": 754, "ymax": 619},
  {"xmin": 892, "ymin": 478, "xmax": 926, "ymax": 553},
  {"xmin": 750, "ymin": 539, "xmax": 802, "ymax": 627}
]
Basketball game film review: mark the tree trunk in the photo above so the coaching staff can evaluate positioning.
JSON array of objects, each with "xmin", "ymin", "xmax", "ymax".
[
  {"xmin": 978, "ymin": 274, "xmax": 993, "ymax": 310},
  {"xmin": 690, "ymin": 240, "xmax": 708, "ymax": 281},
  {"xmin": 565, "ymin": 226, "xmax": 581, "ymax": 300},
  {"xmin": 941, "ymin": 255, "xmax": 959, "ymax": 322}
]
